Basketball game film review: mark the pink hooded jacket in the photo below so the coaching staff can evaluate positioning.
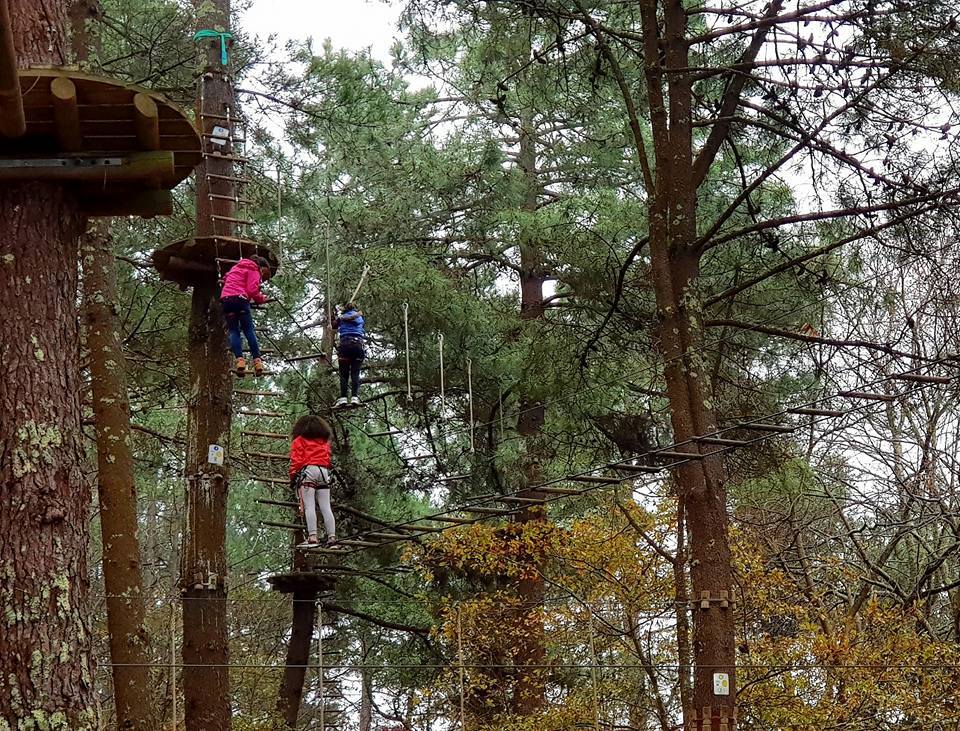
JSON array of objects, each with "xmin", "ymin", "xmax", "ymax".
[{"xmin": 220, "ymin": 258, "xmax": 267, "ymax": 304}]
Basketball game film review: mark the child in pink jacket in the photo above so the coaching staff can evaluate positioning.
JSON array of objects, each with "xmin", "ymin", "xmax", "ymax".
[{"xmin": 220, "ymin": 256, "xmax": 271, "ymax": 375}]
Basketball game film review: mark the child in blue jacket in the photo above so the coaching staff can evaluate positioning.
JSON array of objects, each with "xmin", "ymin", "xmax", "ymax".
[{"xmin": 333, "ymin": 302, "xmax": 365, "ymax": 407}]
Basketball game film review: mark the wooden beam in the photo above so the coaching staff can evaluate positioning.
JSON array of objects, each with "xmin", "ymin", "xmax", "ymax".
[
  {"xmin": 0, "ymin": 0, "xmax": 24, "ymax": 137},
  {"xmin": 568, "ymin": 475, "xmax": 623, "ymax": 485},
  {"xmin": 132, "ymin": 92, "xmax": 160, "ymax": 149},
  {"xmin": 788, "ymin": 407, "xmax": 845, "ymax": 417},
  {"xmin": 80, "ymin": 190, "xmax": 173, "ymax": 218},
  {"xmin": 893, "ymin": 373, "xmax": 953, "ymax": 385},
  {"xmin": 51, "ymin": 76, "xmax": 82, "ymax": 151},
  {"xmin": 837, "ymin": 391, "xmax": 894, "ymax": 402},
  {"xmin": 0, "ymin": 151, "xmax": 174, "ymax": 182}
]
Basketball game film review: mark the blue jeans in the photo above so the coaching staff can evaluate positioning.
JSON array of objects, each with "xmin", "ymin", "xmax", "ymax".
[{"xmin": 221, "ymin": 296, "xmax": 260, "ymax": 358}]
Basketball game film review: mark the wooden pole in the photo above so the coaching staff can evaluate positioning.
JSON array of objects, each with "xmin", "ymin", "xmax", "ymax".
[
  {"xmin": 170, "ymin": 603, "xmax": 178, "ymax": 730},
  {"xmin": 458, "ymin": 609, "xmax": 466, "ymax": 731},
  {"xmin": 0, "ymin": 0, "xmax": 24, "ymax": 137},
  {"xmin": 588, "ymin": 611, "xmax": 600, "ymax": 731},
  {"xmin": 51, "ymin": 76, "xmax": 82, "ymax": 151},
  {"xmin": 318, "ymin": 602, "xmax": 325, "ymax": 731},
  {"xmin": 133, "ymin": 92, "xmax": 161, "ymax": 150}
]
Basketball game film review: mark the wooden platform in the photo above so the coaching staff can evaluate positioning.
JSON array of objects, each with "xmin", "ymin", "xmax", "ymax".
[
  {"xmin": 268, "ymin": 571, "xmax": 338, "ymax": 594},
  {"xmin": 0, "ymin": 68, "xmax": 201, "ymax": 217},
  {"xmin": 152, "ymin": 235, "xmax": 278, "ymax": 287}
]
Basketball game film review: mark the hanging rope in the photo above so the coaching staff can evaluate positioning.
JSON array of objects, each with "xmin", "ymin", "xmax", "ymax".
[
  {"xmin": 438, "ymin": 334, "xmax": 445, "ymax": 413},
  {"xmin": 349, "ymin": 263, "xmax": 371, "ymax": 303},
  {"xmin": 402, "ymin": 302, "xmax": 412, "ymax": 401},
  {"xmin": 193, "ymin": 29, "xmax": 233, "ymax": 66},
  {"xmin": 466, "ymin": 357, "xmax": 475, "ymax": 453}
]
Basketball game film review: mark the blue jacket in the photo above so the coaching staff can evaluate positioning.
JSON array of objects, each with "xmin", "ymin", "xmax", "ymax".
[{"xmin": 338, "ymin": 310, "xmax": 365, "ymax": 339}]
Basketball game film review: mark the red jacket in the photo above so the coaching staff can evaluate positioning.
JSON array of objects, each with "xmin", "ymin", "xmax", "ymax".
[
  {"xmin": 289, "ymin": 436, "xmax": 331, "ymax": 477},
  {"xmin": 220, "ymin": 258, "xmax": 267, "ymax": 304}
]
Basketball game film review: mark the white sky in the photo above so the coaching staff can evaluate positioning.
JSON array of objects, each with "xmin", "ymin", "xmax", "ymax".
[{"xmin": 240, "ymin": 0, "xmax": 403, "ymax": 60}]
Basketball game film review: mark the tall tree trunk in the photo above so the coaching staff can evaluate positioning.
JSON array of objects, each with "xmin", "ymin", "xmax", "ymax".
[
  {"xmin": 178, "ymin": 1, "xmax": 237, "ymax": 726},
  {"xmin": 81, "ymin": 222, "xmax": 157, "ymax": 729},
  {"xmin": 359, "ymin": 633, "xmax": 373, "ymax": 731},
  {"xmin": 276, "ymin": 590, "xmax": 317, "ymax": 728},
  {"xmin": 0, "ymin": 2, "xmax": 97, "ymax": 727},
  {"xmin": 512, "ymin": 111, "xmax": 548, "ymax": 715}
]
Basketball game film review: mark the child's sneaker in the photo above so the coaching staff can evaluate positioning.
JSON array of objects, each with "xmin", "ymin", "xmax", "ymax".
[
  {"xmin": 253, "ymin": 357, "xmax": 264, "ymax": 376},
  {"xmin": 333, "ymin": 397, "xmax": 349, "ymax": 408},
  {"xmin": 235, "ymin": 356, "xmax": 246, "ymax": 376},
  {"xmin": 350, "ymin": 396, "xmax": 361, "ymax": 406}
]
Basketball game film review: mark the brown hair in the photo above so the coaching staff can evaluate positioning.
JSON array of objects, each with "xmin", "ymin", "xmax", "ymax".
[{"xmin": 291, "ymin": 414, "xmax": 332, "ymax": 441}]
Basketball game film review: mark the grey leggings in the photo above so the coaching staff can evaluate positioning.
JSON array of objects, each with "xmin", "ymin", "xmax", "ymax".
[{"xmin": 298, "ymin": 466, "xmax": 335, "ymax": 539}]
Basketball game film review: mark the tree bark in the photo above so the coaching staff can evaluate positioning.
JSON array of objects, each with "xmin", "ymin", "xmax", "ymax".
[
  {"xmin": 177, "ymin": 1, "xmax": 237, "ymax": 728},
  {"xmin": 0, "ymin": 2, "xmax": 97, "ymax": 727},
  {"xmin": 512, "ymin": 109, "xmax": 548, "ymax": 716},
  {"xmin": 81, "ymin": 222, "xmax": 157, "ymax": 729},
  {"xmin": 276, "ymin": 590, "xmax": 317, "ymax": 728}
]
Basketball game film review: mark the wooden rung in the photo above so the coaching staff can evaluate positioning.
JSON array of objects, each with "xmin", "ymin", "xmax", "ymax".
[
  {"xmin": 653, "ymin": 450, "xmax": 701, "ymax": 460},
  {"xmin": 211, "ymin": 215, "xmax": 255, "ymax": 225},
  {"xmin": 612, "ymin": 463, "xmax": 662, "ymax": 475},
  {"xmin": 463, "ymin": 507, "xmax": 513, "ymax": 515},
  {"xmin": 261, "ymin": 520, "xmax": 305, "ymax": 531},
  {"xmin": 235, "ymin": 389, "xmax": 282, "ymax": 397},
  {"xmin": 133, "ymin": 92, "xmax": 160, "ymax": 150},
  {"xmin": 437, "ymin": 474, "xmax": 469, "ymax": 482},
  {"xmin": 741, "ymin": 422, "xmax": 795, "ymax": 433},
  {"xmin": 206, "ymin": 173, "xmax": 250, "ymax": 184},
  {"xmin": 498, "ymin": 496, "xmax": 545, "ymax": 504},
  {"xmin": 405, "ymin": 523, "xmax": 446, "ymax": 533},
  {"xmin": 244, "ymin": 451, "xmax": 288, "ymax": 460},
  {"xmin": 247, "ymin": 476, "xmax": 288, "ymax": 485},
  {"xmin": 337, "ymin": 539, "xmax": 382, "ymax": 547},
  {"xmin": 235, "ymin": 371, "xmax": 278, "ymax": 378},
  {"xmin": 568, "ymin": 475, "xmax": 623, "ymax": 485},
  {"xmin": 893, "ymin": 373, "xmax": 953, "ymax": 384},
  {"xmin": 199, "ymin": 111, "xmax": 233, "ymax": 121},
  {"xmin": 365, "ymin": 532, "xmax": 415, "ymax": 541},
  {"xmin": 788, "ymin": 407, "xmax": 846, "ymax": 417},
  {"xmin": 203, "ymin": 152, "xmax": 250, "ymax": 163},
  {"xmin": 432, "ymin": 516, "xmax": 475, "ymax": 525},
  {"xmin": 257, "ymin": 498, "xmax": 298, "ymax": 508},
  {"xmin": 367, "ymin": 429, "xmax": 402, "ymax": 438},
  {"xmin": 241, "ymin": 430, "xmax": 286, "ymax": 439},
  {"xmin": 536, "ymin": 486, "xmax": 584, "ymax": 496},
  {"xmin": 284, "ymin": 352, "xmax": 327, "ymax": 363},
  {"xmin": 209, "ymin": 193, "xmax": 254, "ymax": 204},
  {"xmin": 239, "ymin": 409, "xmax": 285, "ymax": 418},
  {"xmin": 837, "ymin": 391, "xmax": 895, "ymax": 402},
  {"xmin": 697, "ymin": 436, "xmax": 750, "ymax": 447}
]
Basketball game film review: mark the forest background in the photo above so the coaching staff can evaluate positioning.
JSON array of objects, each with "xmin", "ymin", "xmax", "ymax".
[{"xmin": 11, "ymin": 0, "xmax": 960, "ymax": 728}]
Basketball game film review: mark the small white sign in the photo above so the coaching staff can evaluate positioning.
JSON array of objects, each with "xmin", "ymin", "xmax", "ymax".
[
  {"xmin": 713, "ymin": 672, "xmax": 730, "ymax": 696},
  {"xmin": 210, "ymin": 125, "xmax": 230, "ymax": 146},
  {"xmin": 208, "ymin": 444, "xmax": 224, "ymax": 465}
]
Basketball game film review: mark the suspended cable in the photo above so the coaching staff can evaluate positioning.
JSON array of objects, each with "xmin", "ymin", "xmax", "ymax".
[
  {"xmin": 403, "ymin": 302, "xmax": 411, "ymax": 401},
  {"xmin": 466, "ymin": 357, "xmax": 475, "ymax": 453}
]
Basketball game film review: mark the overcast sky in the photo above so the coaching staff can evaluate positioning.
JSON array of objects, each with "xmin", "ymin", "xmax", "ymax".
[{"xmin": 240, "ymin": 0, "xmax": 403, "ymax": 60}]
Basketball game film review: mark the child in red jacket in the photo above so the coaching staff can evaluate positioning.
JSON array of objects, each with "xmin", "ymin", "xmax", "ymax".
[
  {"xmin": 220, "ymin": 255, "xmax": 271, "ymax": 376},
  {"xmin": 289, "ymin": 415, "xmax": 335, "ymax": 548}
]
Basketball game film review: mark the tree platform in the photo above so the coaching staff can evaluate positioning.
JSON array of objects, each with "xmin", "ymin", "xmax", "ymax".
[
  {"xmin": 152, "ymin": 235, "xmax": 279, "ymax": 288},
  {"xmin": 0, "ymin": 67, "xmax": 201, "ymax": 217}
]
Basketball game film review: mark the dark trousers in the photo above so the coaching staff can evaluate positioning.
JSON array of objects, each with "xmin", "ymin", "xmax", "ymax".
[
  {"xmin": 337, "ymin": 338, "xmax": 364, "ymax": 397},
  {"xmin": 222, "ymin": 296, "xmax": 260, "ymax": 358}
]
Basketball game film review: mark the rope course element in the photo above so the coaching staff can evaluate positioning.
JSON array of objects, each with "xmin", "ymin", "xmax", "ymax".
[{"xmin": 308, "ymin": 356, "xmax": 958, "ymax": 556}]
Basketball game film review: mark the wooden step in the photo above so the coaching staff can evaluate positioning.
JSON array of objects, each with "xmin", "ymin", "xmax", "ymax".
[
  {"xmin": 367, "ymin": 429, "xmax": 402, "ymax": 438},
  {"xmin": 239, "ymin": 409, "xmax": 285, "ymax": 418},
  {"xmin": 498, "ymin": 496, "xmax": 546, "ymax": 504},
  {"xmin": 261, "ymin": 520, "xmax": 305, "ymax": 531},
  {"xmin": 788, "ymin": 407, "xmax": 846, "ymax": 417},
  {"xmin": 568, "ymin": 475, "xmax": 622, "ymax": 485},
  {"xmin": 741, "ymin": 422, "xmax": 795, "ymax": 433},
  {"xmin": 211, "ymin": 214, "xmax": 255, "ymax": 226},
  {"xmin": 612, "ymin": 463, "xmax": 662, "ymax": 474},
  {"xmin": 235, "ymin": 389, "xmax": 283, "ymax": 397},
  {"xmin": 463, "ymin": 506, "xmax": 513, "ymax": 515},
  {"xmin": 893, "ymin": 373, "xmax": 953, "ymax": 385},
  {"xmin": 653, "ymin": 450, "xmax": 701, "ymax": 460},
  {"xmin": 284, "ymin": 352, "xmax": 327, "ymax": 363},
  {"xmin": 837, "ymin": 391, "xmax": 895, "ymax": 402},
  {"xmin": 337, "ymin": 539, "xmax": 382, "ymax": 548},
  {"xmin": 432, "ymin": 516, "xmax": 475, "ymax": 525},
  {"xmin": 536, "ymin": 486, "xmax": 584, "ymax": 496},
  {"xmin": 696, "ymin": 436, "xmax": 750, "ymax": 447}
]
